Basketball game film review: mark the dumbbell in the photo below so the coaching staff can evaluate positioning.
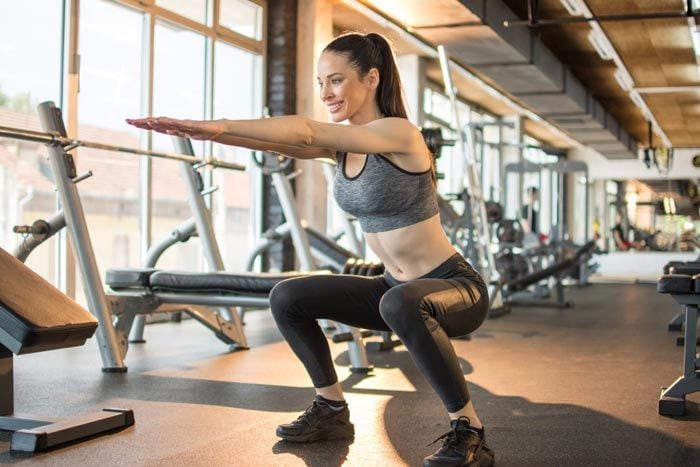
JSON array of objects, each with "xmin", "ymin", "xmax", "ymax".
[
  {"xmin": 341, "ymin": 258, "xmax": 385, "ymax": 277},
  {"xmin": 421, "ymin": 128, "xmax": 455, "ymax": 159}
]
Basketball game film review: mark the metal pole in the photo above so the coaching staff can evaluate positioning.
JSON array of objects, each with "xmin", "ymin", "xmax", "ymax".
[
  {"xmin": 271, "ymin": 169, "xmax": 316, "ymax": 271},
  {"xmin": 0, "ymin": 125, "xmax": 245, "ymax": 169},
  {"xmin": 528, "ymin": 0, "xmax": 539, "ymax": 27},
  {"xmin": 37, "ymin": 102, "xmax": 126, "ymax": 371},
  {"xmin": 173, "ymin": 137, "xmax": 246, "ymax": 338},
  {"xmin": 437, "ymin": 45, "xmax": 496, "ymax": 282}
]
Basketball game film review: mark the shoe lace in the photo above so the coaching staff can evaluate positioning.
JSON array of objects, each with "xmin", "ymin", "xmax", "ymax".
[
  {"xmin": 427, "ymin": 417, "xmax": 474, "ymax": 449},
  {"xmin": 294, "ymin": 400, "xmax": 324, "ymax": 426}
]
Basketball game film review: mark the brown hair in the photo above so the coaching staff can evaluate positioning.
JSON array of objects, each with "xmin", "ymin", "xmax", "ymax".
[{"xmin": 323, "ymin": 32, "xmax": 408, "ymax": 119}]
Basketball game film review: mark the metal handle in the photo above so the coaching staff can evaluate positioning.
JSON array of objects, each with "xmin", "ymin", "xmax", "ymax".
[
  {"xmin": 71, "ymin": 170, "xmax": 93, "ymax": 184},
  {"xmin": 200, "ymin": 186, "xmax": 219, "ymax": 197}
]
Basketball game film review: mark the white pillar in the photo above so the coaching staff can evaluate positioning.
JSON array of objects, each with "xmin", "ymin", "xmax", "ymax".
[
  {"xmin": 295, "ymin": 0, "xmax": 333, "ymax": 231},
  {"xmin": 397, "ymin": 54, "xmax": 426, "ymax": 126}
]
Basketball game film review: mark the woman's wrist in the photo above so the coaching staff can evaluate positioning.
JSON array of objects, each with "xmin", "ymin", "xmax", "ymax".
[{"xmin": 210, "ymin": 119, "xmax": 229, "ymax": 141}]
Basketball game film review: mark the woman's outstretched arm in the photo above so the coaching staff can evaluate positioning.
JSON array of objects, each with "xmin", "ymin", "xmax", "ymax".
[
  {"xmin": 125, "ymin": 117, "xmax": 334, "ymax": 160},
  {"xmin": 126, "ymin": 114, "xmax": 426, "ymax": 157}
]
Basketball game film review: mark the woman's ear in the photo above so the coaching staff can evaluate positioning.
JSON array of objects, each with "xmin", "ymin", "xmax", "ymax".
[{"xmin": 366, "ymin": 68, "xmax": 380, "ymax": 90}]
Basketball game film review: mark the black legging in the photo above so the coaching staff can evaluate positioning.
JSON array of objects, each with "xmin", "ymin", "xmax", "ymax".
[{"xmin": 269, "ymin": 253, "xmax": 489, "ymax": 413}]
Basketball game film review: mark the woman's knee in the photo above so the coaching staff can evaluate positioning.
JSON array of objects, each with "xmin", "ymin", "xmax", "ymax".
[
  {"xmin": 269, "ymin": 279, "xmax": 304, "ymax": 321},
  {"xmin": 379, "ymin": 287, "xmax": 423, "ymax": 328}
]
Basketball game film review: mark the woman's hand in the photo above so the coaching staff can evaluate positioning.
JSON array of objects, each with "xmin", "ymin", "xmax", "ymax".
[{"xmin": 125, "ymin": 117, "xmax": 226, "ymax": 141}]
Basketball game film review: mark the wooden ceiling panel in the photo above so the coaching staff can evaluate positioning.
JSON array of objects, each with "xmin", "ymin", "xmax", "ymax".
[
  {"xmin": 503, "ymin": 0, "xmax": 700, "ymax": 146},
  {"xmin": 331, "ymin": 1, "xmax": 429, "ymax": 56},
  {"xmin": 424, "ymin": 63, "xmax": 515, "ymax": 116},
  {"xmin": 586, "ymin": 0, "xmax": 682, "ymax": 15},
  {"xmin": 660, "ymin": 63, "xmax": 700, "ymax": 86},
  {"xmin": 363, "ymin": 0, "xmax": 480, "ymax": 28},
  {"xmin": 523, "ymin": 119, "xmax": 571, "ymax": 148}
]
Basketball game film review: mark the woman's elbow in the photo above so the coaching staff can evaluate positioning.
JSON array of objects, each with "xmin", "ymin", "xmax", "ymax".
[{"xmin": 299, "ymin": 118, "xmax": 318, "ymax": 147}]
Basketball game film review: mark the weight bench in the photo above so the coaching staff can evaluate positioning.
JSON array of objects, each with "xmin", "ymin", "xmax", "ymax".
[
  {"xmin": 490, "ymin": 239, "xmax": 597, "ymax": 317},
  {"xmin": 105, "ymin": 267, "xmax": 376, "ymax": 372},
  {"xmin": 0, "ymin": 247, "xmax": 134, "ymax": 452},
  {"xmin": 657, "ymin": 266, "xmax": 700, "ymax": 416},
  {"xmin": 663, "ymin": 257, "xmax": 700, "ymax": 333}
]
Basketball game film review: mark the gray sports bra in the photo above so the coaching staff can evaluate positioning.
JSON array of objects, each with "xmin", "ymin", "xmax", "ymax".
[{"xmin": 333, "ymin": 152, "xmax": 439, "ymax": 233}]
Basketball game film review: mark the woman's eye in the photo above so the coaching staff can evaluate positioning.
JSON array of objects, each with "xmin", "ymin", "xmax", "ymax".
[{"xmin": 331, "ymin": 79, "xmax": 342, "ymax": 85}]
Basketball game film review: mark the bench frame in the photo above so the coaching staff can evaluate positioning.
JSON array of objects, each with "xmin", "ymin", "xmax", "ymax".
[
  {"xmin": 0, "ymin": 344, "xmax": 134, "ymax": 451},
  {"xmin": 659, "ymin": 294, "xmax": 700, "ymax": 416}
]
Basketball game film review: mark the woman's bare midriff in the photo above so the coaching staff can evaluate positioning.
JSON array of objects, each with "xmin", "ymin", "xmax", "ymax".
[{"xmin": 364, "ymin": 214, "xmax": 458, "ymax": 281}]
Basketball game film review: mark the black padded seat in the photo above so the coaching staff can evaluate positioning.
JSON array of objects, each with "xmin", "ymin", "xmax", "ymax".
[
  {"xmin": 657, "ymin": 274, "xmax": 694, "ymax": 294},
  {"xmin": 664, "ymin": 261, "xmax": 688, "ymax": 274},
  {"xmin": 668, "ymin": 263, "xmax": 700, "ymax": 276},
  {"xmin": 105, "ymin": 268, "xmax": 159, "ymax": 289},
  {"xmin": 0, "ymin": 248, "xmax": 97, "ymax": 354},
  {"xmin": 149, "ymin": 270, "xmax": 330, "ymax": 295}
]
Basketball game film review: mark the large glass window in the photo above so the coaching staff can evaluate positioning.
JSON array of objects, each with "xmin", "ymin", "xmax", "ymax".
[
  {"xmin": 74, "ymin": 0, "xmax": 145, "ymax": 305},
  {"xmin": 211, "ymin": 41, "xmax": 263, "ymax": 270},
  {"xmin": 157, "ymin": 0, "xmax": 208, "ymax": 24},
  {"xmin": 0, "ymin": 1, "xmax": 265, "ymax": 297},
  {"xmin": 0, "ymin": 0, "xmax": 64, "ymax": 283},
  {"xmin": 151, "ymin": 20, "xmax": 208, "ymax": 271},
  {"xmin": 220, "ymin": 0, "xmax": 263, "ymax": 40}
]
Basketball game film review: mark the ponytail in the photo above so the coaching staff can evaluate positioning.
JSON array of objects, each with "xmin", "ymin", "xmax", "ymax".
[{"xmin": 323, "ymin": 32, "xmax": 408, "ymax": 119}]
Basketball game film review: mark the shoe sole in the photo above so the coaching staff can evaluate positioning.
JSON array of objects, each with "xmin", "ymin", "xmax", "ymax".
[
  {"xmin": 276, "ymin": 424, "xmax": 355, "ymax": 443},
  {"xmin": 423, "ymin": 446, "xmax": 495, "ymax": 467}
]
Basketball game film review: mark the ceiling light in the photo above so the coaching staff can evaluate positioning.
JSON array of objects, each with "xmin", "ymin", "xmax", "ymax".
[
  {"xmin": 691, "ymin": 24, "xmax": 700, "ymax": 56},
  {"xmin": 588, "ymin": 29, "xmax": 614, "ymax": 60},
  {"xmin": 559, "ymin": 0, "xmax": 583, "ymax": 16},
  {"xmin": 614, "ymin": 68, "xmax": 634, "ymax": 92},
  {"xmin": 629, "ymin": 91, "xmax": 646, "ymax": 109}
]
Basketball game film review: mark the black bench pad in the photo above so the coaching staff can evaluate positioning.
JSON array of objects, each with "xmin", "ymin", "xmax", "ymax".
[
  {"xmin": 106, "ymin": 268, "xmax": 158, "ymax": 289},
  {"xmin": 150, "ymin": 270, "xmax": 329, "ymax": 294},
  {"xmin": 668, "ymin": 263, "xmax": 700, "ymax": 276},
  {"xmin": 657, "ymin": 274, "xmax": 700, "ymax": 294},
  {"xmin": 0, "ymin": 247, "xmax": 97, "ymax": 354},
  {"xmin": 104, "ymin": 268, "xmax": 330, "ymax": 295}
]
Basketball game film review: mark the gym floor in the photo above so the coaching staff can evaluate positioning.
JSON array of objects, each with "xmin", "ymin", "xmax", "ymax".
[{"xmin": 2, "ymin": 283, "xmax": 699, "ymax": 466}]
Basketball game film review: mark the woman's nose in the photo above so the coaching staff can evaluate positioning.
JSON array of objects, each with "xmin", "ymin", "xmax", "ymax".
[{"xmin": 320, "ymin": 83, "xmax": 333, "ymax": 100}]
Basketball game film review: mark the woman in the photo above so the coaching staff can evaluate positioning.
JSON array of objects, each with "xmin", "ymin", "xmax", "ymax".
[{"xmin": 127, "ymin": 32, "xmax": 494, "ymax": 467}]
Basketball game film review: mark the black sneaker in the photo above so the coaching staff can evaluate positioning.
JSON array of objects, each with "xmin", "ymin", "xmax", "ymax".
[
  {"xmin": 423, "ymin": 417, "xmax": 495, "ymax": 467},
  {"xmin": 276, "ymin": 396, "xmax": 355, "ymax": 442}
]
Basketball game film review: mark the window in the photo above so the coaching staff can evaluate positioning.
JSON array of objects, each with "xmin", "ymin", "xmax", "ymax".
[
  {"xmin": 211, "ymin": 41, "xmax": 263, "ymax": 270},
  {"xmin": 151, "ymin": 20, "xmax": 208, "ymax": 270},
  {"xmin": 157, "ymin": 0, "xmax": 208, "ymax": 24},
  {"xmin": 0, "ymin": 0, "xmax": 64, "ymax": 283},
  {"xmin": 0, "ymin": 0, "xmax": 265, "ymax": 297},
  {"xmin": 220, "ymin": 0, "xmax": 263, "ymax": 40},
  {"xmin": 71, "ymin": 0, "xmax": 146, "ymax": 304}
]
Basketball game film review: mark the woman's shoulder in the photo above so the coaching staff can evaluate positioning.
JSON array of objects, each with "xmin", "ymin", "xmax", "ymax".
[
  {"xmin": 366, "ymin": 117, "xmax": 422, "ymax": 139},
  {"xmin": 370, "ymin": 116, "xmax": 417, "ymax": 128}
]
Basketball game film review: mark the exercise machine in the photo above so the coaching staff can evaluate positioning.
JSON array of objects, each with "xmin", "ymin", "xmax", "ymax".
[{"xmin": 245, "ymin": 154, "xmax": 361, "ymax": 273}]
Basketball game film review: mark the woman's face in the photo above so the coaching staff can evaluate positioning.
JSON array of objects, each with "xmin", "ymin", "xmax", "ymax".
[{"xmin": 316, "ymin": 51, "xmax": 378, "ymax": 124}]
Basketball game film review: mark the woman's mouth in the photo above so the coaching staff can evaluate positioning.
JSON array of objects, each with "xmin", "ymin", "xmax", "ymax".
[{"xmin": 328, "ymin": 102, "xmax": 344, "ymax": 113}]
